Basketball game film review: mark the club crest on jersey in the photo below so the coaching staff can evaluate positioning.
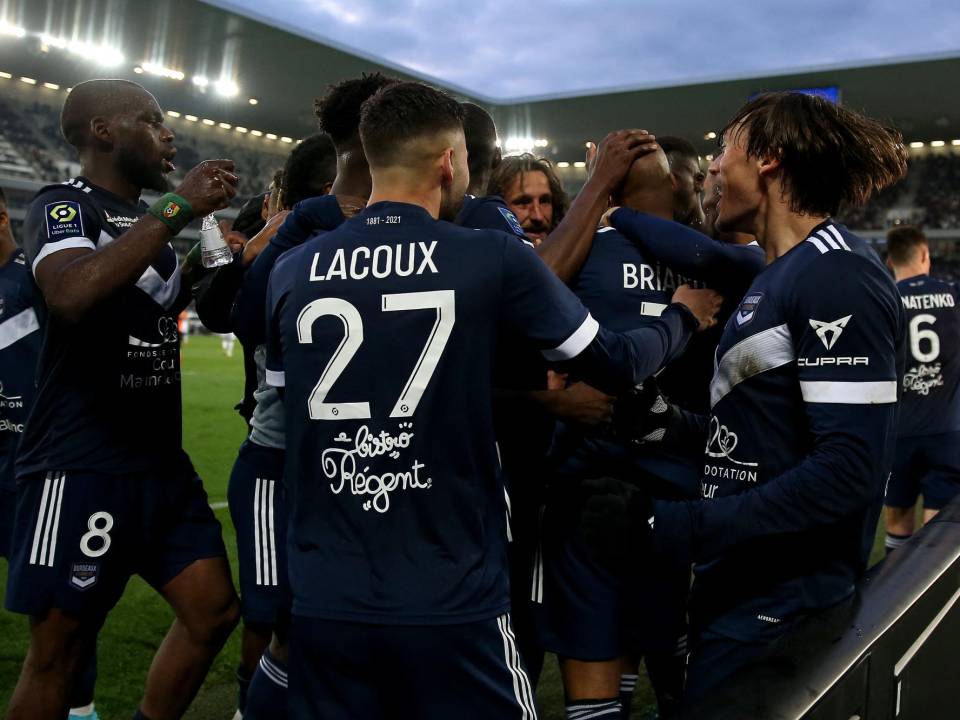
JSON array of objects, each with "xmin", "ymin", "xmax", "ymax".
[
  {"xmin": 734, "ymin": 293, "xmax": 763, "ymax": 327},
  {"xmin": 498, "ymin": 206, "xmax": 526, "ymax": 239},
  {"xmin": 44, "ymin": 201, "xmax": 84, "ymax": 240},
  {"xmin": 69, "ymin": 562, "xmax": 99, "ymax": 591}
]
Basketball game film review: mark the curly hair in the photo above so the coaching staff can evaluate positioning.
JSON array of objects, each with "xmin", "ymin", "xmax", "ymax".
[
  {"xmin": 486, "ymin": 154, "xmax": 569, "ymax": 225},
  {"xmin": 314, "ymin": 72, "xmax": 398, "ymax": 147}
]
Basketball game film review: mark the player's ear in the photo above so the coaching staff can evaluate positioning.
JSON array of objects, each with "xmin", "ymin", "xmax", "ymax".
[
  {"xmin": 440, "ymin": 147, "xmax": 455, "ymax": 188},
  {"xmin": 0, "ymin": 209, "xmax": 8, "ymax": 232},
  {"xmin": 757, "ymin": 149, "xmax": 781, "ymax": 178},
  {"xmin": 492, "ymin": 146, "xmax": 502, "ymax": 171},
  {"xmin": 89, "ymin": 116, "xmax": 111, "ymax": 147},
  {"xmin": 321, "ymin": 181, "xmax": 334, "ymax": 196}
]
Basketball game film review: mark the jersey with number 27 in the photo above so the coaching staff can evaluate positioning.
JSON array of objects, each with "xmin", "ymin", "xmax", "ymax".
[
  {"xmin": 897, "ymin": 274, "xmax": 960, "ymax": 437},
  {"xmin": 266, "ymin": 201, "xmax": 606, "ymax": 625}
]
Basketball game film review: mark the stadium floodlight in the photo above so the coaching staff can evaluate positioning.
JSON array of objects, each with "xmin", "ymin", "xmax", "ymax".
[
  {"xmin": 952, "ymin": 139, "xmax": 960, "ymax": 146},
  {"xmin": 280, "ymin": 136, "xmax": 293, "ymax": 143},
  {"xmin": 250, "ymin": 130, "xmax": 263, "ymax": 137},
  {"xmin": 184, "ymin": 114, "xmax": 198, "ymax": 122},
  {"xmin": 930, "ymin": 140, "xmax": 946, "ymax": 147},
  {"xmin": 573, "ymin": 161, "xmax": 586, "ymax": 168},
  {"xmin": 504, "ymin": 137, "xmax": 537, "ymax": 154},
  {"xmin": 202, "ymin": 118, "xmax": 215, "ymax": 126},
  {"xmin": 63, "ymin": 39, "xmax": 124, "ymax": 67},
  {"xmin": 214, "ymin": 79, "xmax": 239, "ymax": 97},
  {"xmin": 265, "ymin": 133, "xmax": 277, "ymax": 140},
  {"xmin": 248, "ymin": 98, "xmax": 258, "ymax": 105},
  {"xmin": 19, "ymin": 76, "xmax": 36, "ymax": 85},
  {"xmin": 142, "ymin": 62, "xmax": 185, "ymax": 81},
  {"xmin": 133, "ymin": 66, "xmax": 143, "ymax": 73},
  {"xmin": 218, "ymin": 122, "xmax": 232, "ymax": 130},
  {"xmin": 235, "ymin": 126, "xmax": 248, "ymax": 133},
  {"xmin": 704, "ymin": 131, "xmax": 717, "ymax": 140},
  {"xmin": 556, "ymin": 161, "xmax": 570, "ymax": 168},
  {"xmin": 0, "ymin": 71, "xmax": 11, "ymax": 79},
  {"xmin": 39, "ymin": 34, "xmax": 68, "ymax": 49},
  {"xmin": 0, "ymin": 21, "xmax": 26, "ymax": 38},
  {"xmin": 534, "ymin": 138, "xmax": 549, "ymax": 148},
  {"xmin": 43, "ymin": 82, "xmax": 59, "ymax": 90},
  {"xmin": 909, "ymin": 141, "xmax": 925, "ymax": 148},
  {"xmin": 192, "ymin": 75, "xmax": 209, "ymax": 88},
  {"xmin": 166, "ymin": 110, "xmax": 180, "ymax": 118}
]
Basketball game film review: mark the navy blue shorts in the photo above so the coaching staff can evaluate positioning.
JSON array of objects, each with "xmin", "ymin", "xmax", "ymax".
[
  {"xmin": 227, "ymin": 440, "xmax": 289, "ymax": 625},
  {"xmin": 4, "ymin": 461, "xmax": 226, "ymax": 620},
  {"xmin": 289, "ymin": 613, "xmax": 538, "ymax": 719},
  {"xmin": 532, "ymin": 501, "xmax": 688, "ymax": 662},
  {"xmin": 683, "ymin": 628, "xmax": 769, "ymax": 707},
  {"xmin": 887, "ymin": 432, "xmax": 960, "ymax": 509}
]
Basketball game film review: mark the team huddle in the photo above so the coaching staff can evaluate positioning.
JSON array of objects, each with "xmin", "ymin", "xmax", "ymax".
[{"xmin": 0, "ymin": 70, "xmax": 955, "ymax": 720}]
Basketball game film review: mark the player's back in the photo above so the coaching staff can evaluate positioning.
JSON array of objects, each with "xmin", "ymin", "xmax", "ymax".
[
  {"xmin": 897, "ymin": 274, "xmax": 960, "ymax": 437},
  {"xmin": 267, "ymin": 200, "xmax": 592, "ymax": 623}
]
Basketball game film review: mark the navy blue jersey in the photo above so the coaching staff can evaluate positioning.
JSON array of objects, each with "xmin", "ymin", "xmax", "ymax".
[
  {"xmin": 655, "ymin": 220, "xmax": 904, "ymax": 641},
  {"xmin": 0, "ymin": 250, "xmax": 41, "ymax": 491},
  {"xmin": 896, "ymin": 274, "xmax": 960, "ymax": 437},
  {"xmin": 17, "ymin": 177, "xmax": 185, "ymax": 476},
  {"xmin": 609, "ymin": 209, "xmax": 766, "ymax": 413},
  {"xmin": 455, "ymin": 194, "xmax": 531, "ymax": 246},
  {"xmin": 265, "ymin": 201, "xmax": 696, "ymax": 624}
]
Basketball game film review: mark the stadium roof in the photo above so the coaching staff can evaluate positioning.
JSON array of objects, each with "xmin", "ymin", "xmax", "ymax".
[{"xmin": 1, "ymin": 0, "xmax": 959, "ymax": 163}]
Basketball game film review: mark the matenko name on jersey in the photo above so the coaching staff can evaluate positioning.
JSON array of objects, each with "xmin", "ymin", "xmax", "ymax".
[
  {"xmin": 901, "ymin": 292, "xmax": 956, "ymax": 310},
  {"xmin": 310, "ymin": 241, "xmax": 439, "ymax": 282}
]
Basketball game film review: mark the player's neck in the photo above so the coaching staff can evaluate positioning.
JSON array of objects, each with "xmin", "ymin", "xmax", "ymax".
[
  {"xmin": 0, "ymin": 234, "xmax": 16, "ymax": 266},
  {"xmin": 367, "ymin": 174, "xmax": 441, "ymax": 219},
  {"xmin": 80, "ymin": 156, "xmax": 141, "ymax": 205},
  {"xmin": 331, "ymin": 153, "xmax": 372, "ymax": 200},
  {"xmin": 619, "ymin": 189, "xmax": 673, "ymax": 220},
  {"xmin": 758, "ymin": 198, "xmax": 828, "ymax": 263},
  {"xmin": 893, "ymin": 264, "xmax": 927, "ymax": 282}
]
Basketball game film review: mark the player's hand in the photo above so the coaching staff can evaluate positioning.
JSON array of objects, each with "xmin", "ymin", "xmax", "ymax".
[
  {"xmin": 599, "ymin": 206, "xmax": 620, "ymax": 228},
  {"xmin": 174, "ymin": 159, "xmax": 239, "ymax": 217},
  {"xmin": 548, "ymin": 382, "xmax": 616, "ymax": 427},
  {"xmin": 241, "ymin": 209, "xmax": 291, "ymax": 267},
  {"xmin": 546, "ymin": 369, "xmax": 568, "ymax": 391},
  {"xmin": 219, "ymin": 219, "xmax": 247, "ymax": 254},
  {"xmin": 577, "ymin": 476, "xmax": 653, "ymax": 567},
  {"xmin": 613, "ymin": 379, "xmax": 679, "ymax": 445},
  {"xmin": 588, "ymin": 130, "xmax": 659, "ymax": 193},
  {"xmin": 672, "ymin": 284, "xmax": 723, "ymax": 331}
]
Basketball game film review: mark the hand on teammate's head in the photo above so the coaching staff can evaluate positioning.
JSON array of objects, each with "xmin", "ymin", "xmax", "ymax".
[{"xmin": 589, "ymin": 130, "xmax": 659, "ymax": 193}]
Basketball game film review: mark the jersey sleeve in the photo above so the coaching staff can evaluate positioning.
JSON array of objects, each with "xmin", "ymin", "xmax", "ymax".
[
  {"xmin": 499, "ymin": 236, "xmax": 698, "ymax": 393},
  {"xmin": 264, "ymin": 256, "xmax": 293, "ymax": 389},
  {"xmin": 460, "ymin": 197, "xmax": 533, "ymax": 246},
  {"xmin": 610, "ymin": 208, "xmax": 764, "ymax": 294},
  {"xmin": 269, "ymin": 195, "xmax": 344, "ymax": 251},
  {"xmin": 653, "ymin": 252, "xmax": 904, "ymax": 565},
  {"xmin": 22, "ymin": 188, "xmax": 103, "ymax": 276},
  {"xmin": 194, "ymin": 254, "xmax": 244, "ymax": 334}
]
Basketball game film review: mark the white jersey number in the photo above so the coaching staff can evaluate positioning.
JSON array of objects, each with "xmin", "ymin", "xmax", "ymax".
[
  {"xmin": 909, "ymin": 313, "xmax": 940, "ymax": 363},
  {"xmin": 80, "ymin": 511, "xmax": 114, "ymax": 558},
  {"xmin": 298, "ymin": 290, "xmax": 455, "ymax": 420}
]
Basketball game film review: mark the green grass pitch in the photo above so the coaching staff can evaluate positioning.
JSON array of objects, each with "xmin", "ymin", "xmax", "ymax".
[{"xmin": 0, "ymin": 334, "xmax": 888, "ymax": 718}]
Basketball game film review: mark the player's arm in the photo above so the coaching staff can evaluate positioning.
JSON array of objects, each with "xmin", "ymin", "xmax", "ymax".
[
  {"xmin": 501, "ymin": 237, "xmax": 722, "ymax": 394},
  {"xmin": 460, "ymin": 197, "xmax": 534, "ymax": 246},
  {"xmin": 31, "ymin": 161, "xmax": 236, "ymax": 324},
  {"xmin": 231, "ymin": 195, "xmax": 345, "ymax": 346},
  {"xmin": 262, "ymin": 255, "xmax": 293, "ymax": 400},
  {"xmin": 536, "ymin": 130, "xmax": 658, "ymax": 283},
  {"xmin": 607, "ymin": 207, "xmax": 765, "ymax": 294},
  {"xmin": 652, "ymin": 255, "xmax": 903, "ymax": 566}
]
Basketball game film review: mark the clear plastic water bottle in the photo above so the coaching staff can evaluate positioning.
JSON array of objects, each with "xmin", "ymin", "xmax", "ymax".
[{"xmin": 200, "ymin": 214, "xmax": 233, "ymax": 268}]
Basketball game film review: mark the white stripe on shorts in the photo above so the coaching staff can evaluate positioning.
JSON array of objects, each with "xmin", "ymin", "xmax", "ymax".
[
  {"xmin": 30, "ymin": 471, "xmax": 65, "ymax": 567},
  {"xmin": 497, "ymin": 614, "xmax": 537, "ymax": 719}
]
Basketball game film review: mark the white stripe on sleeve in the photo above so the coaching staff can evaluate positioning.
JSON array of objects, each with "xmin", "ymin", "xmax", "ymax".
[
  {"xmin": 541, "ymin": 313, "xmax": 599, "ymax": 362},
  {"xmin": 0, "ymin": 308, "xmax": 40, "ymax": 350},
  {"xmin": 800, "ymin": 380, "xmax": 897, "ymax": 404},
  {"xmin": 32, "ymin": 237, "xmax": 96, "ymax": 275}
]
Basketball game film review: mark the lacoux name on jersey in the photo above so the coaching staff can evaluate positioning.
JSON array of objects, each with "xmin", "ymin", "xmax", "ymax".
[
  {"xmin": 901, "ymin": 292, "xmax": 956, "ymax": 310},
  {"xmin": 622, "ymin": 262, "xmax": 693, "ymax": 292},
  {"xmin": 310, "ymin": 241, "xmax": 439, "ymax": 282}
]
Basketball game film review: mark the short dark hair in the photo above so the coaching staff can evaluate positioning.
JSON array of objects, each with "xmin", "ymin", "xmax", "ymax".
[
  {"xmin": 487, "ymin": 154, "xmax": 570, "ymax": 224},
  {"xmin": 314, "ymin": 72, "xmax": 397, "ymax": 148},
  {"xmin": 461, "ymin": 103, "xmax": 498, "ymax": 182},
  {"xmin": 722, "ymin": 92, "xmax": 908, "ymax": 216},
  {"xmin": 359, "ymin": 81, "xmax": 465, "ymax": 169},
  {"xmin": 232, "ymin": 193, "xmax": 267, "ymax": 237},
  {"xmin": 657, "ymin": 135, "xmax": 699, "ymax": 169},
  {"xmin": 280, "ymin": 133, "xmax": 337, "ymax": 208},
  {"xmin": 0, "ymin": 186, "xmax": 6, "ymax": 208},
  {"xmin": 886, "ymin": 226, "xmax": 927, "ymax": 266}
]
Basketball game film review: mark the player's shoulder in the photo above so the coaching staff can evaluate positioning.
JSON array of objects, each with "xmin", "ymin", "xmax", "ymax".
[
  {"xmin": 28, "ymin": 178, "xmax": 97, "ymax": 213},
  {"xmin": 792, "ymin": 221, "xmax": 886, "ymax": 277}
]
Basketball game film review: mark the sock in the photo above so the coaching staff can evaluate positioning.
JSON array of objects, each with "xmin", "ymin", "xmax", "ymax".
[
  {"xmin": 69, "ymin": 639, "xmax": 98, "ymax": 711},
  {"xmin": 68, "ymin": 703, "xmax": 96, "ymax": 718},
  {"xmin": 244, "ymin": 649, "xmax": 288, "ymax": 720},
  {"xmin": 618, "ymin": 674, "xmax": 638, "ymax": 719},
  {"xmin": 566, "ymin": 698, "xmax": 620, "ymax": 719},
  {"xmin": 236, "ymin": 663, "xmax": 252, "ymax": 713},
  {"xmin": 885, "ymin": 532, "xmax": 911, "ymax": 555}
]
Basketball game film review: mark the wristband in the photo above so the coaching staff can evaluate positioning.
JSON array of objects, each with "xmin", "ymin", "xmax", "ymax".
[{"xmin": 148, "ymin": 193, "xmax": 194, "ymax": 235}]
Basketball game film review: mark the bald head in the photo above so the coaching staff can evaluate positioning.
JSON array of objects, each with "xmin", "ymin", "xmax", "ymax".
[
  {"xmin": 615, "ymin": 147, "xmax": 674, "ymax": 219},
  {"xmin": 61, "ymin": 79, "xmax": 158, "ymax": 149},
  {"xmin": 461, "ymin": 102, "xmax": 500, "ymax": 194}
]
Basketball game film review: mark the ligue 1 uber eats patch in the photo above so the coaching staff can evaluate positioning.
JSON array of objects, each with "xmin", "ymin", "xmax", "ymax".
[
  {"xmin": 45, "ymin": 201, "xmax": 84, "ymax": 240},
  {"xmin": 735, "ymin": 293, "xmax": 763, "ymax": 327}
]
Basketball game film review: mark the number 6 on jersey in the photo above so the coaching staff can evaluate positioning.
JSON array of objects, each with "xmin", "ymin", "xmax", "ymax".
[{"xmin": 298, "ymin": 290, "xmax": 456, "ymax": 420}]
